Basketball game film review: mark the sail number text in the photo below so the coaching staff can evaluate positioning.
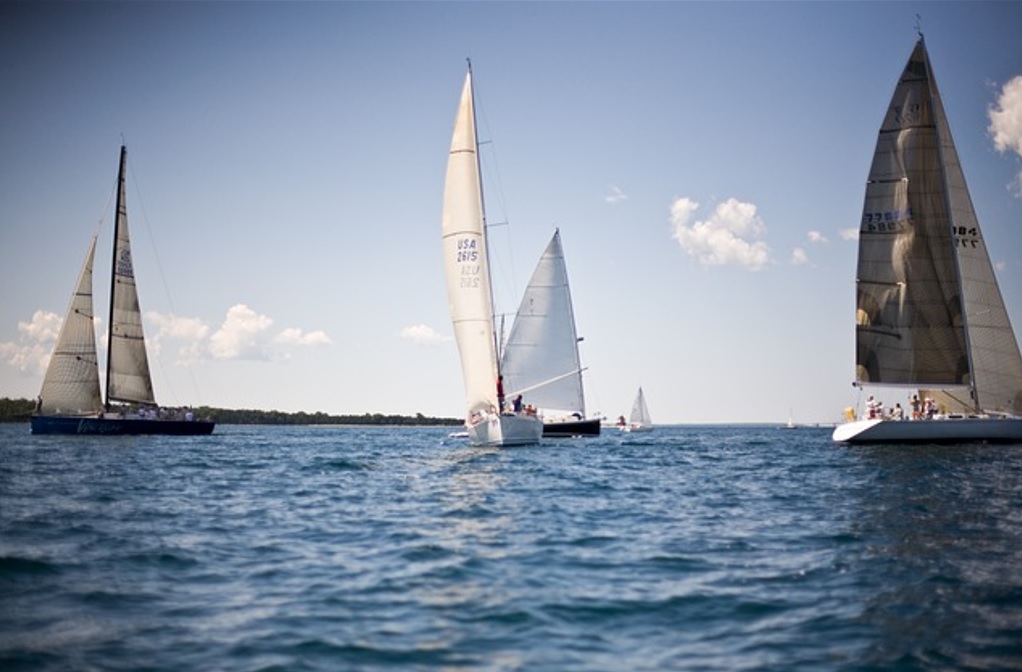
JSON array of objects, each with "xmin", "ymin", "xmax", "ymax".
[
  {"xmin": 953, "ymin": 226, "xmax": 981, "ymax": 249},
  {"xmin": 861, "ymin": 209, "xmax": 911, "ymax": 234},
  {"xmin": 456, "ymin": 238, "xmax": 482, "ymax": 288}
]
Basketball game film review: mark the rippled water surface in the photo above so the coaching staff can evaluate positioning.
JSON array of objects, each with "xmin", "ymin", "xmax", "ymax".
[{"xmin": 2, "ymin": 424, "xmax": 1022, "ymax": 670}]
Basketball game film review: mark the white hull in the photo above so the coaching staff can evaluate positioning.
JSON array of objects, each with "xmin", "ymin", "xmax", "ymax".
[
  {"xmin": 466, "ymin": 412, "xmax": 543, "ymax": 447},
  {"xmin": 833, "ymin": 417, "xmax": 1022, "ymax": 444},
  {"xmin": 620, "ymin": 424, "xmax": 653, "ymax": 433}
]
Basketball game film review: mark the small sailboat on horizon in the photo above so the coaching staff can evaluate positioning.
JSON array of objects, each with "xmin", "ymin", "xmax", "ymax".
[
  {"xmin": 501, "ymin": 229, "xmax": 601, "ymax": 438},
  {"xmin": 441, "ymin": 64, "xmax": 543, "ymax": 447},
  {"xmin": 31, "ymin": 146, "xmax": 215, "ymax": 436},
  {"xmin": 832, "ymin": 35, "xmax": 1022, "ymax": 444},
  {"xmin": 617, "ymin": 386, "xmax": 654, "ymax": 433}
]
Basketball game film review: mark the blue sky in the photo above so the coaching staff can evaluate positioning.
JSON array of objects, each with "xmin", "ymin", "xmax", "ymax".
[{"xmin": 2, "ymin": 1, "xmax": 1021, "ymax": 424}]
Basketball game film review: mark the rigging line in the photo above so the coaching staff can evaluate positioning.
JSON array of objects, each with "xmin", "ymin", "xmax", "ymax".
[
  {"xmin": 474, "ymin": 90, "xmax": 522, "ymax": 312},
  {"xmin": 125, "ymin": 154, "xmax": 204, "ymax": 407}
]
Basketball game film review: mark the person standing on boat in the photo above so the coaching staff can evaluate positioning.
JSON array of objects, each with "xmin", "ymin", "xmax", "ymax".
[
  {"xmin": 866, "ymin": 395, "xmax": 882, "ymax": 419},
  {"xmin": 497, "ymin": 375, "xmax": 506, "ymax": 413},
  {"xmin": 910, "ymin": 394, "xmax": 922, "ymax": 420},
  {"xmin": 513, "ymin": 394, "xmax": 523, "ymax": 413}
]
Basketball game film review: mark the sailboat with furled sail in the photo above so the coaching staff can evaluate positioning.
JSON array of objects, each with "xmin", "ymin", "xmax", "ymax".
[
  {"xmin": 501, "ymin": 229, "xmax": 600, "ymax": 437},
  {"xmin": 31, "ymin": 146, "xmax": 214, "ymax": 435},
  {"xmin": 833, "ymin": 36, "xmax": 1022, "ymax": 444},
  {"xmin": 441, "ymin": 64, "xmax": 543, "ymax": 447}
]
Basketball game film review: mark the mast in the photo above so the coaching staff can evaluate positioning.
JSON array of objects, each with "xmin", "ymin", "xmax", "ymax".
[
  {"xmin": 923, "ymin": 36, "xmax": 978, "ymax": 411},
  {"xmin": 466, "ymin": 60, "xmax": 503, "ymax": 380},
  {"xmin": 104, "ymin": 145, "xmax": 127, "ymax": 410}
]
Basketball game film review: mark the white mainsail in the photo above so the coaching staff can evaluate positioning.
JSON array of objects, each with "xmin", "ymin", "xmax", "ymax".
[
  {"xmin": 105, "ymin": 146, "xmax": 156, "ymax": 407},
  {"xmin": 442, "ymin": 69, "xmax": 500, "ymax": 417},
  {"xmin": 501, "ymin": 229, "xmax": 586, "ymax": 417},
  {"xmin": 853, "ymin": 37, "xmax": 1022, "ymax": 416},
  {"xmin": 37, "ymin": 237, "xmax": 103, "ymax": 415}
]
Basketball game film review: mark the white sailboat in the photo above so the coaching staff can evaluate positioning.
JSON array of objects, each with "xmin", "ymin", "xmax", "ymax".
[
  {"xmin": 441, "ymin": 64, "xmax": 543, "ymax": 447},
  {"xmin": 31, "ymin": 146, "xmax": 214, "ymax": 436},
  {"xmin": 501, "ymin": 229, "xmax": 600, "ymax": 437},
  {"xmin": 618, "ymin": 386, "xmax": 653, "ymax": 433},
  {"xmin": 833, "ymin": 36, "xmax": 1022, "ymax": 444}
]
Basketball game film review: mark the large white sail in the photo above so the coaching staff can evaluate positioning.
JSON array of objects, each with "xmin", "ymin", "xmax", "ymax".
[
  {"xmin": 853, "ymin": 38, "xmax": 1022, "ymax": 415},
  {"xmin": 106, "ymin": 146, "xmax": 156, "ymax": 407},
  {"xmin": 441, "ymin": 70, "xmax": 499, "ymax": 416},
  {"xmin": 38, "ymin": 237, "xmax": 103, "ymax": 415},
  {"xmin": 501, "ymin": 229, "xmax": 585, "ymax": 416}
]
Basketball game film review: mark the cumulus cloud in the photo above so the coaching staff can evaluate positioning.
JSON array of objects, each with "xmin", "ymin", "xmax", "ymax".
[
  {"xmin": 670, "ymin": 197, "xmax": 771, "ymax": 270},
  {"xmin": 791, "ymin": 247, "xmax": 810, "ymax": 265},
  {"xmin": 3, "ymin": 303, "xmax": 331, "ymax": 380},
  {"xmin": 988, "ymin": 75, "xmax": 1022, "ymax": 196},
  {"xmin": 208, "ymin": 304, "xmax": 276, "ymax": 360},
  {"xmin": 147, "ymin": 311, "xmax": 209, "ymax": 362},
  {"xmin": 0, "ymin": 311, "xmax": 63, "ymax": 376},
  {"xmin": 400, "ymin": 324, "xmax": 448, "ymax": 344},
  {"xmin": 275, "ymin": 327, "xmax": 332, "ymax": 346},
  {"xmin": 807, "ymin": 231, "xmax": 828, "ymax": 244},
  {"xmin": 839, "ymin": 228, "xmax": 859, "ymax": 241},
  {"xmin": 206, "ymin": 304, "xmax": 331, "ymax": 361},
  {"xmin": 605, "ymin": 185, "xmax": 628, "ymax": 205}
]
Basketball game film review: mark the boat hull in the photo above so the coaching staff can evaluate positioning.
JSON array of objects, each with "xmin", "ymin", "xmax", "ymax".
[
  {"xmin": 31, "ymin": 415, "xmax": 215, "ymax": 436},
  {"xmin": 466, "ymin": 412, "xmax": 543, "ymax": 447},
  {"xmin": 832, "ymin": 417, "xmax": 1022, "ymax": 444},
  {"xmin": 543, "ymin": 417, "xmax": 601, "ymax": 438}
]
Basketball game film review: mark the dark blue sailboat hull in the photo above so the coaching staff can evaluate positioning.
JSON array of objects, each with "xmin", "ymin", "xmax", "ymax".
[{"xmin": 31, "ymin": 415, "xmax": 215, "ymax": 436}]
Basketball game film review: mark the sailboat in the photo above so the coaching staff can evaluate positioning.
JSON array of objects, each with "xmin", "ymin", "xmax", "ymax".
[
  {"xmin": 441, "ymin": 64, "xmax": 543, "ymax": 447},
  {"xmin": 31, "ymin": 146, "xmax": 215, "ymax": 436},
  {"xmin": 501, "ymin": 229, "xmax": 601, "ymax": 438},
  {"xmin": 618, "ymin": 386, "xmax": 654, "ymax": 433},
  {"xmin": 832, "ymin": 36, "xmax": 1022, "ymax": 444}
]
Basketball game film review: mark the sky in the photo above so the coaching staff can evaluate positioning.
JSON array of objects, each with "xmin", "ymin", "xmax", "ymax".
[{"xmin": 2, "ymin": 1, "xmax": 1022, "ymax": 425}]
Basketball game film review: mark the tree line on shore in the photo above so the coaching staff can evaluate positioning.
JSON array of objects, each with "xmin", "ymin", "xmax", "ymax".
[{"xmin": 0, "ymin": 397, "xmax": 461, "ymax": 426}]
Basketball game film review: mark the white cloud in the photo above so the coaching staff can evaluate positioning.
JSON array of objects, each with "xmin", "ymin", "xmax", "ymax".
[
  {"xmin": 670, "ymin": 197, "xmax": 771, "ymax": 270},
  {"xmin": 207, "ymin": 304, "xmax": 331, "ymax": 360},
  {"xmin": 839, "ymin": 228, "xmax": 859, "ymax": 241},
  {"xmin": 0, "ymin": 310, "xmax": 62, "ymax": 376},
  {"xmin": 208, "ymin": 304, "xmax": 275, "ymax": 360},
  {"xmin": 791, "ymin": 247, "xmax": 809, "ymax": 265},
  {"xmin": 989, "ymin": 75, "xmax": 1022, "ymax": 197},
  {"xmin": 605, "ymin": 185, "xmax": 628, "ymax": 205},
  {"xmin": 400, "ymin": 324, "xmax": 448, "ymax": 344},
  {"xmin": 275, "ymin": 328, "xmax": 332, "ymax": 346},
  {"xmin": 147, "ymin": 311, "xmax": 210, "ymax": 363},
  {"xmin": 807, "ymin": 231, "xmax": 828, "ymax": 244}
]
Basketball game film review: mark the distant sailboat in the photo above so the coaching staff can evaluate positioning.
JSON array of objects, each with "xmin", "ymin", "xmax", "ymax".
[
  {"xmin": 618, "ymin": 387, "xmax": 653, "ymax": 433},
  {"xmin": 501, "ymin": 229, "xmax": 600, "ymax": 437},
  {"xmin": 441, "ymin": 64, "xmax": 543, "ymax": 447},
  {"xmin": 31, "ymin": 146, "xmax": 215, "ymax": 435},
  {"xmin": 833, "ymin": 36, "xmax": 1022, "ymax": 444}
]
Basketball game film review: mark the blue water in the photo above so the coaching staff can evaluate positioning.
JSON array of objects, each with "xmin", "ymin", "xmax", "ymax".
[{"xmin": 2, "ymin": 424, "xmax": 1021, "ymax": 671}]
